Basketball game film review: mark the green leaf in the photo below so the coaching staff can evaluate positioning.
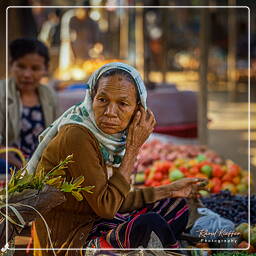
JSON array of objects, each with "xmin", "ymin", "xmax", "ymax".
[
  {"xmin": 45, "ymin": 176, "xmax": 63, "ymax": 187},
  {"xmin": 73, "ymin": 176, "xmax": 84, "ymax": 187},
  {"xmin": 60, "ymin": 182, "xmax": 75, "ymax": 193},
  {"xmin": 48, "ymin": 169, "xmax": 66, "ymax": 177},
  {"xmin": 71, "ymin": 191, "xmax": 83, "ymax": 201},
  {"xmin": 79, "ymin": 186, "xmax": 95, "ymax": 194}
]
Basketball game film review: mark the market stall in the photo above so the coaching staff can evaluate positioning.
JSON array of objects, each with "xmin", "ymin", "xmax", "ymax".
[{"xmin": 131, "ymin": 137, "xmax": 255, "ymax": 254}]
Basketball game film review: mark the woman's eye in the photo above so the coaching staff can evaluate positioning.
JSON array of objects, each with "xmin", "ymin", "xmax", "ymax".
[
  {"xmin": 98, "ymin": 98, "xmax": 107, "ymax": 103},
  {"xmin": 32, "ymin": 66, "xmax": 42, "ymax": 71},
  {"xmin": 120, "ymin": 102, "xmax": 128, "ymax": 106},
  {"xmin": 17, "ymin": 64, "xmax": 25, "ymax": 69}
]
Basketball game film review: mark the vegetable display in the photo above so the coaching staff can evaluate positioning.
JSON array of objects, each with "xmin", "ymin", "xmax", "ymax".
[{"xmin": 134, "ymin": 140, "xmax": 250, "ymax": 195}]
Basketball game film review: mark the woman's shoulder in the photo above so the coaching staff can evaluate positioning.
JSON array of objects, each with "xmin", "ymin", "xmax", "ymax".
[
  {"xmin": 56, "ymin": 124, "xmax": 102, "ymax": 159},
  {"xmin": 38, "ymin": 84, "xmax": 56, "ymax": 97},
  {"xmin": 0, "ymin": 79, "xmax": 16, "ymax": 99},
  {"xmin": 59, "ymin": 124, "xmax": 99, "ymax": 145},
  {"xmin": 38, "ymin": 84, "xmax": 58, "ymax": 109}
]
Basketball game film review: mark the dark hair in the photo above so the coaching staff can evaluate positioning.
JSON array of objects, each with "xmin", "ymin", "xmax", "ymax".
[
  {"xmin": 9, "ymin": 38, "xmax": 50, "ymax": 68},
  {"xmin": 93, "ymin": 69, "xmax": 140, "ymax": 102}
]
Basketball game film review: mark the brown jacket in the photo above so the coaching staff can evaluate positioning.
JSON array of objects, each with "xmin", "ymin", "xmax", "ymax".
[{"xmin": 33, "ymin": 124, "xmax": 156, "ymax": 256}]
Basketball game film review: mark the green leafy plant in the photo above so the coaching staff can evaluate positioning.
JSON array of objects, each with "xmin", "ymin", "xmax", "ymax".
[{"xmin": 0, "ymin": 154, "xmax": 94, "ymax": 201}]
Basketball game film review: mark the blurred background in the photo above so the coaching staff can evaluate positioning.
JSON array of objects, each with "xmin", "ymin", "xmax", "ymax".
[{"xmin": 0, "ymin": 0, "xmax": 255, "ymax": 175}]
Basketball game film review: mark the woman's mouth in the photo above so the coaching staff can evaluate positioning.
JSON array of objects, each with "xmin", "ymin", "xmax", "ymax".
[{"xmin": 101, "ymin": 122, "xmax": 118, "ymax": 127}]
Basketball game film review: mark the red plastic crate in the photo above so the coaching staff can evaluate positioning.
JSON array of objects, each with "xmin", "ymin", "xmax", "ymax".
[{"xmin": 154, "ymin": 123, "xmax": 197, "ymax": 138}]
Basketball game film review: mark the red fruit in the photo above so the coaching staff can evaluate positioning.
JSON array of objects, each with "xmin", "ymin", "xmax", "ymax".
[
  {"xmin": 161, "ymin": 179, "xmax": 170, "ymax": 185},
  {"xmin": 145, "ymin": 179, "xmax": 153, "ymax": 186},
  {"xmin": 154, "ymin": 172, "xmax": 163, "ymax": 181},
  {"xmin": 228, "ymin": 164, "xmax": 240, "ymax": 177},
  {"xmin": 212, "ymin": 165, "xmax": 225, "ymax": 178},
  {"xmin": 211, "ymin": 177, "xmax": 222, "ymax": 187},
  {"xmin": 190, "ymin": 166, "xmax": 200, "ymax": 175},
  {"xmin": 212, "ymin": 184, "xmax": 221, "ymax": 193},
  {"xmin": 222, "ymin": 173, "xmax": 233, "ymax": 182},
  {"xmin": 179, "ymin": 166, "xmax": 189, "ymax": 173},
  {"xmin": 152, "ymin": 181, "xmax": 161, "ymax": 187},
  {"xmin": 162, "ymin": 161, "xmax": 172, "ymax": 170},
  {"xmin": 145, "ymin": 168, "xmax": 151, "ymax": 176}
]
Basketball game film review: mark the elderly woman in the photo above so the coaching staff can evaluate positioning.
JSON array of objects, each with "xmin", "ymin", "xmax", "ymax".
[{"xmin": 29, "ymin": 63, "xmax": 206, "ymax": 255}]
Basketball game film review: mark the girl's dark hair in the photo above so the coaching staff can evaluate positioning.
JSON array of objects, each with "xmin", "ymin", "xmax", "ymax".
[
  {"xmin": 93, "ymin": 69, "xmax": 140, "ymax": 102},
  {"xmin": 9, "ymin": 38, "xmax": 50, "ymax": 67}
]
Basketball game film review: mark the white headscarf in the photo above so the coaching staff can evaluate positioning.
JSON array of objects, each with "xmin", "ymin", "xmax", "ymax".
[{"xmin": 27, "ymin": 62, "xmax": 147, "ymax": 173}]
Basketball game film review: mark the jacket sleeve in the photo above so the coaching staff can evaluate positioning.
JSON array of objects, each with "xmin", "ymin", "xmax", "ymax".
[
  {"xmin": 59, "ymin": 125, "xmax": 131, "ymax": 219},
  {"xmin": 118, "ymin": 186, "xmax": 156, "ymax": 213}
]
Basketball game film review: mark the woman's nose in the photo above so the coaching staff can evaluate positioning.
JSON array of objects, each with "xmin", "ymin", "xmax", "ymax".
[
  {"xmin": 22, "ymin": 68, "xmax": 33, "ymax": 78},
  {"xmin": 104, "ymin": 103, "xmax": 118, "ymax": 117}
]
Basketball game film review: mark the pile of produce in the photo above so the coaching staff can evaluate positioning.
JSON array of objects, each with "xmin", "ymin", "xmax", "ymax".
[
  {"xmin": 135, "ymin": 155, "xmax": 249, "ymax": 195},
  {"xmin": 134, "ymin": 139, "xmax": 223, "ymax": 172},
  {"xmin": 201, "ymin": 190, "xmax": 256, "ymax": 225},
  {"xmin": 133, "ymin": 140, "xmax": 251, "ymax": 195}
]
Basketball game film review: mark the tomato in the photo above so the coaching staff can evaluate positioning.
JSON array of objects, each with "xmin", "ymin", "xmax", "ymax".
[
  {"xmin": 151, "ymin": 181, "xmax": 161, "ymax": 187},
  {"xmin": 212, "ymin": 165, "xmax": 225, "ymax": 177},
  {"xmin": 144, "ymin": 168, "xmax": 151, "ymax": 176},
  {"xmin": 222, "ymin": 173, "xmax": 233, "ymax": 182},
  {"xmin": 190, "ymin": 166, "xmax": 200, "ymax": 175},
  {"xmin": 228, "ymin": 164, "xmax": 240, "ymax": 177},
  {"xmin": 145, "ymin": 179, "xmax": 153, "ymax": 186},
  {"xmin": 232, "ymin": 176, "xmax": 241, "ymax": 185},
  {"xmin": 179, "ymin": 166, "xmax": 189, "ymax": 173},
  {"xmin": 154, "ymin": 172, "xmax": 163, "ymax": 181},
  {"xmin": 211, "ymin": 177, "xmax": 222, "ymax": 187},
  {"xmin": 161, "ymin": 179, "xmax": 170, "ymax": 185},
  {"xmin": 212, "ymin": 184, "xmax": 221, "ymax": 193}
]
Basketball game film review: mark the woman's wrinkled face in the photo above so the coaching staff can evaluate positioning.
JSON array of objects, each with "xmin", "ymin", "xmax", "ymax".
[
  {"xmin": 10, "ymin": 53, "xmax": 47, "ymax": 91},
  {"xmin": 92, "ymin": 74, "xmax": 138, "ymax": 134}
]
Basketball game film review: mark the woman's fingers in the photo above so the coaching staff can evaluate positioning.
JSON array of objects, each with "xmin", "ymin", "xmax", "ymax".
[
  {"xmin": 139, "ymin": 105, "xmax": 147, "ymax": 124},
  {"xmin": 148, "ymin": 109, "xmax": 156, "ymax": 126}
]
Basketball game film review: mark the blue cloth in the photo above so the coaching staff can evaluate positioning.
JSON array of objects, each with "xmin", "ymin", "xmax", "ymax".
[
  {"xmin": 190, "ymin": 208, "xmax": 235, "ymax": 239},
  {"xmin": 0, "ymin": 158, "xmax": 12, "ymax": 174}
]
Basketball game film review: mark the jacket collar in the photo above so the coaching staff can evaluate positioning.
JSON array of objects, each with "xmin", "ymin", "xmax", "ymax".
[{"xmin": 8, "ymin": 78, "xmax": 54, "ymax": 129}]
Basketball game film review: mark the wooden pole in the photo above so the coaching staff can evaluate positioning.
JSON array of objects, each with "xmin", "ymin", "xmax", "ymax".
[
  {"xmin": 198, "ymin": 8, "xmax": 210, "ymax": 145},
  {"xmin": 128, "ymin": 2, "xmax": 136, "ymax": 67},
  {"xmin": 228, "ymin": 0, "xmax": 237, "ymax": 101},
  {"xmin": 119, "ymin": 3, "xmax": 129, "ymax": 59},
  {"xmin": 161, "ymin": 2, "xmax": 168, "ymax": 83},
  {"xmin": 135, "ymin": 4, "xmax": 144, "ymax": 78}
]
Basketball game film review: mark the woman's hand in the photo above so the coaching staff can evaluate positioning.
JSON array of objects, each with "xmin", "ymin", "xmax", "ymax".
[
  {"xmin": 126, "ymin": 106, "xmax": 156, "ymax": 153},
  {"xmin": 168, "ymin": 178, "xmax": 208, "ymax": 198}
]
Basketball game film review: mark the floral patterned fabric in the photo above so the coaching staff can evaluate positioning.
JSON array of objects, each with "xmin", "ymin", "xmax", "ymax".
[{"xmin": 20, "ymin": 105, "xmax": 45, "ymax": 159}]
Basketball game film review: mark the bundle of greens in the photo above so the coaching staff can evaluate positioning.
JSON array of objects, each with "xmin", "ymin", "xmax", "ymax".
[
  {"xmin": 1, "ymin": 154, "xmax": 94, "ymax": 201},
  {"xmin": 0, "ymin": 154, "xmax": 94, "ymax": 249}
]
